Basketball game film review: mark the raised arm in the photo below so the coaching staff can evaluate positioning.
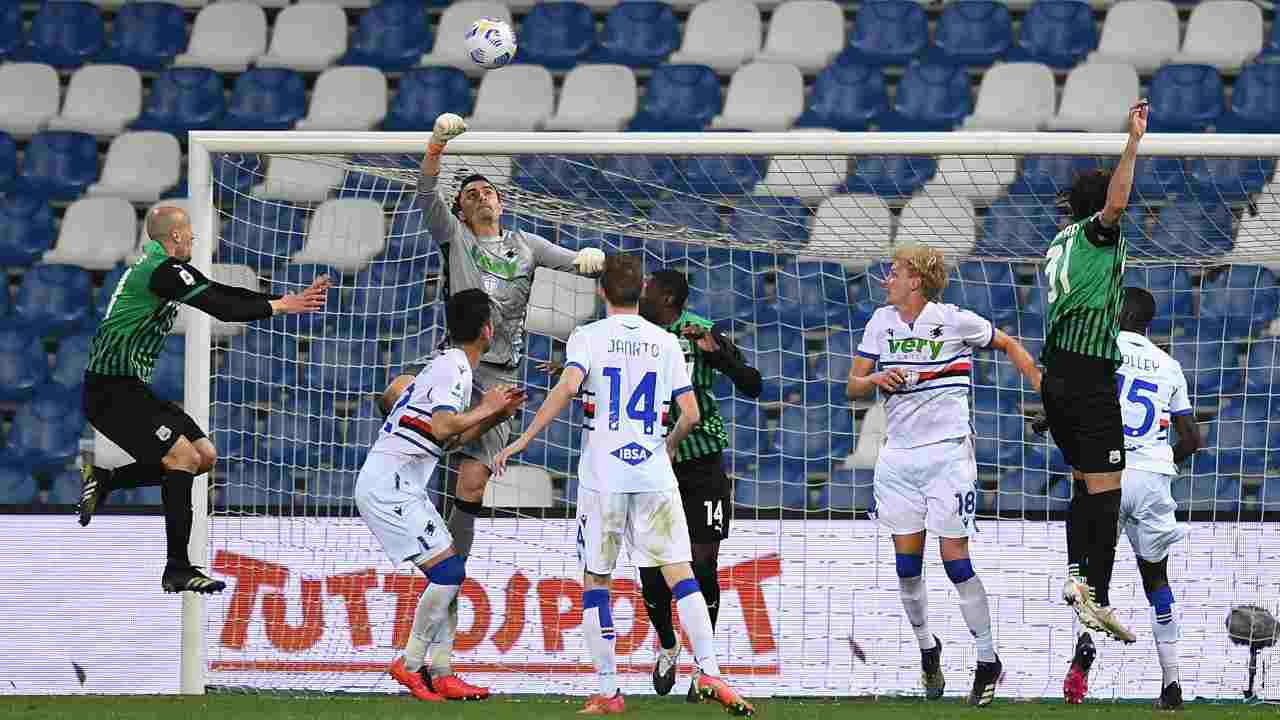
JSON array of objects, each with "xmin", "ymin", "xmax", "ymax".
[
  {"xmin": 1098, "ymin": 100, "xmax": 1148, "ymax": 229},
  {"xmin": 684, "ymin": 326, "xmax": 762, "ymax": 399},
  {"xmin": 150, "ymin": 261, "xmax": 329, "ymax": 322},
  {"xmin": 988, "ymin": 329, "xmax": 1042, "ymax": 392},
  {"xmin": 417, "ymin": 113, "xmax": 470, "ymax": 243}
]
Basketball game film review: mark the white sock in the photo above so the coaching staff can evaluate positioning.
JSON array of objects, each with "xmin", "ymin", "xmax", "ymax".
[
  {"xmin": 582, "ymin": 590, "xmax": 618, "ymax": 696},
  {"xmin": 404, "ymin": 582, "xmax": 460, "ymax": 672},
  {"xmin": 898, "ymin": 575, "xmax": 935, "ymax": 650},
  {"xmin": 427, "ymin": 596, "xmax": 459, "ymax": 678},
  {"xmin": 954, "ymin": 575, "xmax": 996, "ymax": 663},
  {"xmin": 1153, "ymin": 609, "xmax": 1180, "ymax": 687},
  {"xmin": 675, "ymin": 579, "xmax": 722, "ymax": 677}
]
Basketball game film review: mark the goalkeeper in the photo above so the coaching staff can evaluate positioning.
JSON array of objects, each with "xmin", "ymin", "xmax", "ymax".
[
  {"xmin": 1041, "ymin": 99, "xmax": 1148, "ymax": 644},
  {"xmin": 78, "ymin": 205, "xmax": 330, "ymax": 593}
]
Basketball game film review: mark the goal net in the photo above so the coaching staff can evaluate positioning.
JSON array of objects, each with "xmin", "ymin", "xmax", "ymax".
[{"xmin": 188, "ymin": 132, "xmax": 1280, "ymax": 701}]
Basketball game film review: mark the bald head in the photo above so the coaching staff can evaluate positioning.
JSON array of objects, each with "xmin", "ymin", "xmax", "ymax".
[{"xmin": 146, "ymin": 205, "xmax": 194, "ymax": 261}]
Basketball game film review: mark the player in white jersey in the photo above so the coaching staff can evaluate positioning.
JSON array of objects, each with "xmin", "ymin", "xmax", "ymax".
[
  {"xmin": 1060, "ymin": 287, "xmax": 1201, "ymax": 710},
  {"xmin": 355, "ymin": 289, "xmax": 526, "ymax": 703},
  {"xmin": 493, "ymin": 255, "xmax": 753, "ymax": 716},
  {"xmin": 847, "ymin": 246, "xmax": 1043, "ymax": 707}
]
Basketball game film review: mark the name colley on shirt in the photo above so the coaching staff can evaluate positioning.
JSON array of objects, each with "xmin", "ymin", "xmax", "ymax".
[{"xmin": 1122, "ymin": 351, "xmax": 1159, "ymax": 374}]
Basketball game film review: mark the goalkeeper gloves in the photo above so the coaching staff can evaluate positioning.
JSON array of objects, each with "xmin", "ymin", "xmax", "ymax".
[
  {"xmin": 573, "ymin": 247, "xmax": 605, "ymax": 274},
  {"xmin": 428, "ymin": 113, "xmax": 468, "ymax": 157}
]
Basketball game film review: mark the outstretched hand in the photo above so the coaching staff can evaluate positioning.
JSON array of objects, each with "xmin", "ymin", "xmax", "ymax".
[
  {"xmin": 493, "ymin": 436, "xmax": 530, "ymax": 477},
  {"xmin": 1129, "ymin": 98, "xmax": 1148, "ymax": 140},
  {"xmin": 274, "ymin": 274, "xmax": 331, "ymax": 314}
]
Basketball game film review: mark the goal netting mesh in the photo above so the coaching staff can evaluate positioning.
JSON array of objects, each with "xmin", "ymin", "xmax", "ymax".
[{"xmin": 197, "ymin": 135, "xmax": 1280, "ymax": 701}]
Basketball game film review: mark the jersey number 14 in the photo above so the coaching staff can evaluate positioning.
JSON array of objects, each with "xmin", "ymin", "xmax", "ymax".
[{"xmin": 601, "ymin": 367, "xmax": 658, "ymax": 435}]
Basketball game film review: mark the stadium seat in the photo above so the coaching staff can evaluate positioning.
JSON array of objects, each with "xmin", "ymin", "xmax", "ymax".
[
  {"xmin": 840, "ymin": 0, "xmax": 926, "ymax": 67},
  {"xmin": 841, "ymin": 156, "xmax": 936, "ymax": 198},
  {"xmin": 1171, "ymin": 338, "xmax": 1241, "ymax": 400},
  {"xmin": 1208, "ymin": 398, "xmax": 1275, "ymax": 475},
  {"xmin": 1200, "ymin": 266, "xmax": 1280, "ymax": 340},
  {"xmin": 1132, "ymin": 156, "xmax": 1188, "ymax": 198},
  {"xmin": 256, "ymin": 3, "xmax": 346, "ymax": 72},
  {"xmin": 258, "ymin": 402, "xmax": 340, "ymax": 468},
  {"xmin": 516, "ymin": 1, "xmax": 594, "ymax": 70},
  {"xmin": 220, "ymin": 69, "xmax": 306, "ymax": 132},
  {"xmin": 679, "ymin": 155, "xmax": 769, "ymax": 195},
  {"xmin": 341, "ymin": 0, "xmax": 431, "ymax": 71},
  {"xmin": 711, "ymin": 62, "xmax": 804, "ymax": 132},
  {"xmin": 465, "ymin": 65, "xmax": 553, "ymax": 131},
  {"xmin": 420, "ymin": 1, "xmax": 513, "ymax": 74},
  {"xmin": 0, "ymin": 130, "xmax": 12, "ymax": 191},
  {"xmin": 0, "ymin": 0, "xmax": 20, "ymax": 60},
  {"xmin": 1047, "ymin": 63, "xmax": 1140, "ymax": 133},
  {"xmin": 794, "ymin": 63, "xmax": 886, "ymax": 132},
  {"xmin": 1007, "ymin": 155, "xmax": 1106, "ymax": 202},
  {"xmin": 1009, "ymin": 0, "xmax": 1097, "ymax": 69},
  {"xmin": 980, "ymin": 196, "xmax": 1058, "ymax": 258},
  {"xmin": 41, "ymin": 197, "xmax": 136, "ymax": 270},
  {"xmin": 344, "ymin": 270, "xmax": 428, "ymax": 338},
  {"xmin": 779, "ymin": 404, "xmax": 855, "ymax": 474},
  {"xmin": 587, "ymin": 1, "xmax": 679, "ymax": 68},
  {"xmin": 944, "ymin": 261, "xmax": 1018, "ymax": 326},
  {"xmin": 1148, "ymin": 65, "xmax": 1224, "ymax": 134},
  {"xmin": 131, "ymin": 67, "xmax": 226, "ymax": 136},
  {"xmin": 50, "ymin": 332, "xmax": 93, "ymax": 391},
  {"xmin": 512, "ymin": 155, "xmax": 594, "ymax": 197},
  {"xmin": 173, "ymin": 1, "xmax": 266, "ymax": 73},
  {"xmin": 0, "ymin": 193, "xmax": 55, "ymax": 266},
  {"xmin": 251, "ymin": 155, "xmax": 343, "ymax": 203},
  {"xmin": 972, "ymin": 399, "xmax": 1022, "ymax": 470},
  {"xmin": 811, "ymin": 328, "xmax": 857, "ymax": 386},
  {"xmin": 46, "ymin": 64, "xmax": 141, "ymax": 137},
  {"xmin": 755, "ymin": 0, "xmax": 844, "ymax": 74},
  {"xmin": 3, "ymin": 393, "xmax": 85, "ymax": 471},
  {"xmin": 668, "ymin": 0, "xmax": 760, "ymax": 73},
  {"xmin": 809, "ymin": 194, "xmax": 892, "ymax": 261},
  {"xmin": 1122, "ymin": 265, "xmax": 1193, "ymax": 336},
  {"xmin": 963, "ymin": 62, "xmax": 1056, "ymax": 131},
  {"xmin": 896, "ymin": 195, "xmax": 976, "ymax": 257},
  {"xmin": 1145, "ymin": 199, "xmax": 1234, "ymax": 261},
  {"xmin": 0, "ymin": 330, "xmax": 49, "ymax": 402},
  {"xmin": 384, "ymin": 67, "xmax": 472, "ymax": 132},
  {"xmin": 219, "ymin": 199, "xmax": 306, "ymax": 270},
  {"xmin": 1244, "ymin": 338, "xmax": 1280, "ymax": 395},
  {"xmin": 738, "ymin": 326, "xmax": 805, "ymax": 402},
  {"xmin": 100, "ymin": 1, "xmax": 187, "ymax": 70},
  {"xmin": 1219, "ymin": 64, "xmax": 1280, "ymax": 134},
  {"xmin": 1187, "ymin": 158, "xmax": 1274, "ymax": 204},
  {"xmin": 23, "ymin": 1, "xmax": 104, "ymax": 69},
  {"xmin": 85, "ymin": 131, "xmax": 180, "ymax": 203},
  {"xmin": 753, "ymin": 155, "xmax": 845, "ymax": 202},
  {"xmin": 296, "ymin": 67, "xmax": 387, "ymax": 131},
  {"xmin": 929, "ymin": 0, "xmax": 1012, "ymax": 67},
  {"xmin": 876, "ymin": 63, "xmax": 972, "ymax": 131},
  {"xmin": 769, "ymin": 260, "xmax": 851, "ymax": 329},
  {"xmin": 0, "ymin": 63, "xmax": 59, "ymax": 138},
  {"xmin": 544, "ymin": 64, "xmax": 636, "ymax": 132},
  {"xmin": 730, "ymin": 197, "xmax": 810, "ymax": 249},
  {"xmin": 1172, "ymin": 0, "xmax": 1262, "ymax": 71},
  {"xmin": 628, "ymin": 64, "xmax": 721, "ymax": 131},
  {"xmin": 221, "ymin": 329, "xmax": 300, "ymax": 400},
  {"xmin": 302, "ymin": 338, "xmax": 386, "ymax": 399},
  {"xmin": 925, "ymin": 155, "xmax": 1016, "ymax": 202},
  {"xmin": 290, "ymin": 199, "xmax": 385, "ymax": 273},
  {"xmin": 1088, "ymin": 0, "xmax": 1177, "ymax": 73},
  {"xmin": 13, "ymin": 264, "xmax": 94, "ymax": 336},
  {"xmin": 149, "ymin": 334, "xmax": 185, "ymax": 402},
  {"xmin": 16, "ymin": 131, "xmax": 98, "ymax": 200}
]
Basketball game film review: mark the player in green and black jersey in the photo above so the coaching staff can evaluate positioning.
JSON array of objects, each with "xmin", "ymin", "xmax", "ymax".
[
  {"xmin": 1041, "ymin": 100, "xmax": 1148, "ymax": 644},
  {"xmin": 79, "ymin": 205, "xmax": 330, "ymax": 594},
  {"xmin": 637, "ymin": 270, "xmax": 762, "ymax": 701}
]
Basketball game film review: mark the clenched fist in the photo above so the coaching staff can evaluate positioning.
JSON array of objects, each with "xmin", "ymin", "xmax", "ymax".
[{"xmin": 428, "ymin": 113, "xmax": 468, "ymax": 156}]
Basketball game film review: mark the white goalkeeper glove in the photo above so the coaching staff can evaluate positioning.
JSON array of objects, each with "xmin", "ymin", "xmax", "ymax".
[
  {"xmin": 428, "ymin": 113, "xmax": 467, "ymax": 157},
  {"xmin": 573, "ymin": 247, "xmax": 606, "ymax": 275}
]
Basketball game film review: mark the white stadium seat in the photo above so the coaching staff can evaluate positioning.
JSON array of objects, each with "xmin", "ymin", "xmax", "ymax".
[
  {"xmin": 1172, "ymin": 0, "xmax": 1263, "ymax": 71},
  {"xmin": 466, "ymin": 66, "xmax": 554, "ymax": 131},
  {"xmin": 47, "ymin": 65, "xmax": 141, "ymax": 137},
  {"xmin": 420, "ymin": 1, "xmax": 514, "ymax": 74},
  {"xmin": 756, "ymin": 0, "xmax": 845, "ymax": 74},
  {"xmin": 0, "ymin": 63, "xmax": 60, "ymax": 138},
  {"xmin": 962, "ymin": 62, "xmax": 1056, "ymax": 131},
  {"xmin": 896, "ymin": 194, "xmax": 977, "ymax": 258},
  {"xmin": 291, "ymin": 198, "xmax": 387, "ymax": 272},
  {"xmin": 922, "ymin": 155, "xmax": 1017, "ymax": 202},
  {"xmin": 1046, "ymin": 63, "xmax": 1140, "ymax": 132},
  {"xmin": 711, "ymin": 62, "xmax": 804, "ymax": 131},
  {"xmin": 753, "ymin": 155, "xmax": 847, "ymax": 202},
  {"xmin": 252, "ymin": 156, "xmax": 346, "ymax": 202},
  {"xmin": 173, "ymin": 2, "xmax": 268, "ymax": 73},
  {"xmin": 296, "ymin": 67, "xmax": 388, "ymax": 131},
  {"xmin": 256, "ymin": 4, "xmax": 348, "ymax": 72},
  {"xmin": 209, "ymin": 264, "xmax": 263, "ymax": 338},
  {"xmin": 545, "ymin": 64, "xmax": 637, "ymax": 132},
  {"xmin": 296, "ymin": 0, "xmax": 375, "ymax": 8},
  {"xmin": 43, "ymin": 197, "xmax": 138, "ymax": 270},
  {"xmin": 669, "ymin": 0, "xmax": 761, "ymax": 73},
  {"xmin": 484, "ymin": 464, "xmax": 555, "ymax": 508},
  {"xmin": 1087, "ymin": 0, "xmax": 1179, "ymax": 74},
  {"xmin": 809, "ymin": 194, "xmax": 892, "ymax": 265},
  {"xmin": 87, "ymin": 131, "xmax": 181, "ymax": 202}
]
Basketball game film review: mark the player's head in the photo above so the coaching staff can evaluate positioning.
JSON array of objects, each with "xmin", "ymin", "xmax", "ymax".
[
  {"xmin": 1119, "ymin": 286, "xmax": 1157, "ymax": 334},
  {"xmin": 1065, "ymin": 170, "xmax": 1112, "ymax": 222},
  {"xmin": 639, "ymin": 269, "xmax": 688, "ymax": 323},
  {"xmin": 599, "ymin": 254, "xmax": 644, "ymax": 308},
  {"xmin": 452, "ymin": 173, "xmax": 502, "ymax": 229},
  {"xmin": 885, "ymin": 245, "xmax": 948, "ymax": 305},
  {"xmin": 146, "ymin": 205, "xmax": 194, "ymax": 262},
  {"xmin": 446, "ymin": 288, "xmax": 495, "ymax": 350}
]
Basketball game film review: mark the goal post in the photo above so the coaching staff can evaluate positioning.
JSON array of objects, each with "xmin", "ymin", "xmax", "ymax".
[{"xmin": 184, "ymin": 130, "xmax": 1280, "ymax": 700}]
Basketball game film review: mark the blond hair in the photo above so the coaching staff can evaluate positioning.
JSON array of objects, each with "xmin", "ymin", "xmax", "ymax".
[{"xmin": 892, "ymin": 245, "xmax": 948, "ymax": 301}]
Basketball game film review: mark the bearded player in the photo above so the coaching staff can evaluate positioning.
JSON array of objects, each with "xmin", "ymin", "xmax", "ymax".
[
  {"xmin": 1042, "ymin": 100, "xmax": 1149, "ymax": 645},
  {"xmin": 847, "ymin": 245, "xmax": 1042, "ymax": 706}
]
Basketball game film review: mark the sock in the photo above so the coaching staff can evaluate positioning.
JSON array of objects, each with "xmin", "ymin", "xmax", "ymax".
[
  {"xmin": 1149, "ymin": 585, "xmax": 1179, "ymax": 687},
  {"xmin": 109, "ymin": 462, "xmax": 166, "ymax": 490},
  {"xmin": 160, "ymin": 470, "xmax": 195, "ymax": 568},
  {"xmin": 673, "ymin": 578, "xmax": 721, "ymax": 677},
  {"xmin": 447, "ymin": 498, "xmax": 482, "ymax": 559},
  {"xmin": 427, "ymin": 596, "xmax": 459, "ymax": 678},
  {"xmin": 582, "ymin": 588, "xmax": 618, "ymax": 697},
  {"xmin": 404, "ymin": 557, "xmax": 465, "ymax": 673},
  {"xmin": 692, "ymin": 559, "xmax": 721, "ymax": 630},
  {"xmin": 1066, "ymin": 482, "xmax": 1089, "ymax": 579},
  {"xmin": 896, "ymin": 553, "xmax": 934, "ymax": 650},
  {"xmin": 945, "ymin": 558, "xmax": 996, "ymax": 663},
  {"xmin": 1086, "ymin": 489, "xmax": 1122, "ymax": 607},
  {"xmin": 639, "ymin": 566, "xmax": 677, "ymax": 650}
]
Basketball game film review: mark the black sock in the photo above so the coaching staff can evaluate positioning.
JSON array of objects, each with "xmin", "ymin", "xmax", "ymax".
[
  {"xmin": 161, "ymin": 470, "xmax": 196, "ymax": 568},
  {"xmin": 1066, "ymin": 480, "xmax": 1090, "ymax": 578},
  {"xmin": 692, "ymin": 559, "xmax": 721, "ymax": 630},
  {"xmin": 1086, "ymin": 488, "xmax": 1122, "ymax": 607},
  {"xmin": 639, "ymin": 566, "xmax": 677, "ymax": 650},
  {"xmin": 110, "ymin": 462, "xmax": 167, "ymax": 490}
]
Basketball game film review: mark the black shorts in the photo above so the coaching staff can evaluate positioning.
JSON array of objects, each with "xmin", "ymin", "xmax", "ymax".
[
  {"xmin": 674, "ymin": 453, "xmax": 731, "ymax": 544},
  {"xmin": 83, "ymin": 373, "xmax": 207, "ymax": 464},
  {"xmin": 1041, "ymin": 351, "xmax": 1125, "ymax": 474}
]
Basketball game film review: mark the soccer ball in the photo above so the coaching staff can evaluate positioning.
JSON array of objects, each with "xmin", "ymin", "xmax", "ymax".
[{"xmin": 465, "ymin": 18, "xmax": 517, "ymax": 69}]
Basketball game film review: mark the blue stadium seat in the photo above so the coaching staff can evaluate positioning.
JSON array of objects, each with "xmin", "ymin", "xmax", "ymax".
[
  {"xmin": 150, "ymin": 335, "xmax": 184, "ymax": 402},
  {"xmin": 16, "ymin": 131, "xmax": 98, "ymax": 200},
  {"xmin": 841, "ymin": 0, "xmax": 928, "ymax": 66},
  {"xmin": 303, "ymin": 338, "xmax": 387, "ymax": 398},
  {"xmin": 1218, "ymin": 63, "xmax": 1280, "ymax": 133},
  {"xmin": 0, "ymin": 131, "xmax": 14, "ymax": 191},
  {"xmin": 1170, "ymin": 473, "xmax": 1225, "ymax": 513},
  {"xmin": 0, "ymin": 0, "xmax": 21, "ymax": 60},
  {"xmin": 301, "ymin": 468, "xmax": 359, "ymax": 505},
  {"xmin": 1146, "ymin": 199, "xmax": 1233, "ymax": 260},
  {"xmin": 343, "ymin": 270, "xmax": 428, "ymax": 338},
  {"xmin": 828, "ymin": 468, "xmax": 875, "ymax": 511},
  {"xmin": 841, "ymin": 155, "xmax": 937, "ymax": 197},
  {"xmin": 811, "ymin": 329, "xmax": 858, "ymax": 386},
  {"xmin": 1009, "ymin": 0, "xmax": 1096, "ymax": 69},
  {"xmin": 727, "ymin": 399, "xmax": 765, "ymax": 456},
  {"xmin": 1007, "ymin": 155, "xmax": 1108, "ymax": 202},
  {"xmin": 588, "ymin": 1, "xmax": 679, "ymax": 68},
  {"xmin": 0, "ymin": 193, "xmax": 54, "ymax": 266},
  {"xmin": 220, "ymin": 330, "xmax": 299, "ymax": 401},
  {"xmin": 101, "ymin": 1, "xmax": 187, "ymax": 70},
  {"xmin": 875, "ymin": 63, "xmax": 972, "ymax": 131},
  {"xmin": 679, "ymin": 155, "xmax": 769, "ymax": 195},
  {"xmin": 383, "ymin": 67, "xmax": 472, "ymax": 132},
  {"xmin": 929, "ymin": 0, "xmax": 1012, "ymax": 67},
  {"xmin": 627, "ymin": 64, "xmax": 721, "ymax": 131},
  {"xmin": 1205, "ymin": 398, "xmax": 1276, "ymax": 475},
  {"xmin": 1187, "ymin": 158, "xmax": 1274, "ymax": 204},
  {"xmin": 219, "ymin": 200, "xmax": 306, "ymax": 270},
  {"xmin": 337, "ymin": 400, "xmax": 384, "ymax": 470},
  {"xmin": 768, "ymin": 260, "xmax": 851, "ymax": 329},
  {"xmin": 1244, "ymin": 338, "xmax": 1280, "ymax": 395},
  {"xmin": 221, "ymin": 69, "xmax": 306, "ymax": 131},
  {"xmin": 779, "ymin": 404, "xmax": 855, "ymax": 474},
  {"xmin": 212, "ymin": 153, "xmax": 262, "ymax": 195},
  {"xmin": 729, "ymin": 198, "xmax": 810, "ymax": 247},
  {"xmin": 3, "ymin": 392, "xmax": 85, "ymax": 471},
  {"xmin": 50, "ymin": 332, "xmax": 93, "ymax": 391},
  {"xmin": 512, "ymin": 155, "xmax": 595, "ymax": 198},
  {"xmin": 648, "ymin": 199, "xmax": 721, "ymax": 236},
  {"xmin": 258, "ymin": 402, "xmax": 340, "ymax": 468},
  {"xmin": 972, "ymin": 398, "xmax": 1023, "ymax": 471},
  {"xmin": 795, "ymin": 64, "xmax": 887, "ymax": 131},
  {"xmin": 1148, "ymin": 65, "xmax": 1224, "ymax": 134},
  {"xmin": 45, "ymin": 467, "xmax": 82, "ymax": 505},
  {"xmin": 216, "ymin": 459, "xmax": 294, "ymax": 509},
  {"xmin": 271, "ymin": 263, "xmax": 342, "ymax": 336},
  {"xmin": 0, "ymin": 271, "xmax": 8, "ymax": 320},
  {"xmin": 1262, "ymin": 475, "xmax": 1280, "ymax": 513},
  {"xmin": 23, "ymin": 0, "xmax": 104, "ymax": 69},
  {"xmin": 943, "ymin": 261, "xmax": 1018, "ymax": 326},
  {"xmin": 0, "ymin": 465, "xmax": 37, "ymax": 504},
  {"xmin": 1171, "ymin": 338, "xmax": 1240, "ymax": 400},
  {"xmin": 1122, "ymin": 265, "xmax": 1193, "ymax": 336},
  {"xmin": 0, "ymin": 329, "xmax": 49, "ymax": 402},
  {"xmin": 209, "ymin": 402, "xmax": 254, "ymax": 461},
  {"xmin": 131, "ymin": 67, "xmax": 226, "ymax": 136},
  {"xmin": 981, "ymin": 196, "xmax": 1058, "ymax": 258},
  {"xmin": 342, "ymin": 0, "xmax": 432, "ymax": 71},
  {"xmin": 1022, "ymin": 441, "xmax": 1070, "ymax": 476},
  {"xmin": 1132, "ymin": 157, "xmax": 1188, "ymax": 198},
  {"xmin": 13, "ymin": 264, "xmax": 93, "ymax": 336},
  {"xmin": 848, "ymin": 260, "xmax": 891, "ymax": 308},
  {"xmin": 592, "ymin": 155, "xmax": 680, "ymax": 199},
  {"xmin": 739, "ymin": 326, "xmax": 805, "ymax": 403},
  {"xmin": 734, "ymin": 463, "xmax": 783, "ymax": 508},
  {"xmin": 517, "ymin": 1, "xmax": 594, "ymax": 70},
  {"xmin": 996, "ymin": 469, "xmax": 1056, "ymax": 514},
  {"xmin": 1199, "ymin": 266, "xmax": 1280, "ymax": 340}
]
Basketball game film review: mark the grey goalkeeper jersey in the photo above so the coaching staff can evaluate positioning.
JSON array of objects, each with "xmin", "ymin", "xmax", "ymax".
[{"xmin": 416, "ymin": 172, "xmax": 578, "ymax": 368}]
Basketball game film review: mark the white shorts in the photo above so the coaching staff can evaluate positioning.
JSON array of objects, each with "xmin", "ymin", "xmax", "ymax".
[
  {"xmin": 576, "ymin": 486, "xmax": 692, "ymax": 576},
  {"xmin": 1119, "ymin": 468, "xmax": 1184, "ymax": 562},
  {"xmin": 874, "ymin": 436, "xmax": 977, "ymax": 539},
  {"xmin": 355, "ymin": 452, "xmax": 452, "ymax": 566}
]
